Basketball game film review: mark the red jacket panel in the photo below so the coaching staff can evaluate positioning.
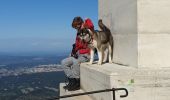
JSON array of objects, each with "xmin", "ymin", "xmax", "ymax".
[
  {"xmin": 83, "ymin": 18, "xmax": 94, "ymax": 31},
  {"xmin": 75, "ymin": 36, "xmax": 90, "ymax": 54},
  {"xmin": 74, "ymin": 18, "xmax": 94, "ymax": 55}
]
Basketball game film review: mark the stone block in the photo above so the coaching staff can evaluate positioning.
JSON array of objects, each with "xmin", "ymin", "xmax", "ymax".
[{"xmin": 80, "ymin": 63, "xmax": 170, "ymax": 100}]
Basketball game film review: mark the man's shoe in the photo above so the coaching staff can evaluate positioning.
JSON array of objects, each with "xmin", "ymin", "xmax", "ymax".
[
  {"xmin": 63, "ymin": 78, "xmax": 74, "ymax": 89},
  {"xmin": 67, "ymin": 78, "xmax": 80, "ymax": 91}
]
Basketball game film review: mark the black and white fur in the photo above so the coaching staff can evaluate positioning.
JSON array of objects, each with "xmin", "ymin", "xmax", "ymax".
[{"xmin": 79, "ymin": 19, "xmax": 114, "ymax": 65}]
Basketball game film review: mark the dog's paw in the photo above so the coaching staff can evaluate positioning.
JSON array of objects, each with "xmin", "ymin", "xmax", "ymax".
[
  {"xmin": 97, "ymin": 62, "xmax": 102, "ymax": 65},
  {"xmin": 109, "ymin": 61, "xmax": 113, "ymax": 64},
  {"xmin": 89, "ymin": 61, "xmax": 93, "ymax": 65}
]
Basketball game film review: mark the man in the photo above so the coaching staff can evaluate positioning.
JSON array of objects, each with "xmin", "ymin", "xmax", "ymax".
[{"xmin": 61, "ymin": 16, "xmax": 94, "ymax": 91}]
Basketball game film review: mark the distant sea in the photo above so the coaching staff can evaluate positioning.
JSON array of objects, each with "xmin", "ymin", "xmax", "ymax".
[
  {"xmin": 0, "ymin": 52, "xmax": 68, "ymax": 69},
  {"xmin": 0, "ymin": 52, "xmax": 69, "ymax": 100}
]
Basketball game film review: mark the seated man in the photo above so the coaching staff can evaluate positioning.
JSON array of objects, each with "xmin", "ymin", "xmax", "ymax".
[{"xmin": 61, "ymin": 16, "xmax": 94, "ymax": 91}]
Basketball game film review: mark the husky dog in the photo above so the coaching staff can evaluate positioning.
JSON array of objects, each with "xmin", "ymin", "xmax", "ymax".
[{"xmin": 78, "ymin": 19, "xmax": 113, "ymax": 65}]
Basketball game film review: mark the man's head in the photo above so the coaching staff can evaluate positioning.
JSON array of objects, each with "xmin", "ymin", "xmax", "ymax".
[{"xmin": 72, "ymin": 16, "xmax": 84, "ymax": 30}]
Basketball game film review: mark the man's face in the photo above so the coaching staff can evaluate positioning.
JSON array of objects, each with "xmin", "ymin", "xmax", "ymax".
[{"xmin": 75, "ymin": 24, "xmax": 81, "ymax": 30}]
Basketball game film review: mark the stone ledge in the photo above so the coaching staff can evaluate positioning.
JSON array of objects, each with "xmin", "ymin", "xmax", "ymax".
[
  {"xmin": 59, "ymin": 83, "xmax": 92, "ymax": 100},
  {"xmin": 80, "ymin": 63, "xmax": 170, "ymax": 100}
]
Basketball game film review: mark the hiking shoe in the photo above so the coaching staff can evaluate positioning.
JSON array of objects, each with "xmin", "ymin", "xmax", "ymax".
[
  {"xmin": 67, "ymin": 78, "xmax": 80, "ymax": 91},
  {"xmin": 63, "ymin": 78, "xmax": 75, "ymax": 89}
]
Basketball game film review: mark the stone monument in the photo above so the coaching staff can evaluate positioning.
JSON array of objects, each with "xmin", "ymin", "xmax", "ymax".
[{"xmin": 60, "ymin": 0, "xmax": 170, "ymax": 100}]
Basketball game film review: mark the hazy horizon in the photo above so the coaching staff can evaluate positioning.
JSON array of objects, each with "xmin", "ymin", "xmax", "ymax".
[{"xmin": 0, "ymin": 50, "xmax": 70, "ymax": 56}]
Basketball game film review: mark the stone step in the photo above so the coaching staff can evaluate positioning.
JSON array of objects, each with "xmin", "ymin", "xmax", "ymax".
[{"xmin": 59, "ymin": 83, "xmax": 93, "ymax": 100}]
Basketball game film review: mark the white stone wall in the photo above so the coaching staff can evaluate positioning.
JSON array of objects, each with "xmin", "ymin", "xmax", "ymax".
[
  {"xmin": 138, "ymin": 0, "xmax": 170, "ymax": 33},
  {"xmin": 99, "ymin": 0, "xmax": 138, "ymax": 67},
  {"xmin": 138, "ymin": 0, "xmax": 170, "ymax": 68},
  {"xmin": 99, "ymin": 0, "xmax": 170, "ymax": 68}
]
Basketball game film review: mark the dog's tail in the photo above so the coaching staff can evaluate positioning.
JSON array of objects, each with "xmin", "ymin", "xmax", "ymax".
[{"xmin": 98, "ymin": 19, "xmax": 110, "ymax": 32}]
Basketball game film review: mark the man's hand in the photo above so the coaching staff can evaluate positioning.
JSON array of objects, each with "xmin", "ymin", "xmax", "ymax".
[
  {"xmin": 71, "ymin": 52, "xmax": 78, "ymax": 59},
  {"xmin": 71, "ymin": 43, "xmax": 78, "ymax": 59}
]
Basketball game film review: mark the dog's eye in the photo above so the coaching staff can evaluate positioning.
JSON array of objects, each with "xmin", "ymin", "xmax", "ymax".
[
  {"xmin": 80, "ymin": 33, "xmax": 82, "ymax": 36},
  {"xmin": 83, "ymin": 33, "xmax": 86, "ymax": 36},
  {"xmin": 80, "ymin": 33, "xmax": 83, "ymax": 36},
  {"xmin": 80, "ymin": 33, "xmax": 85, "ymax": 36}
]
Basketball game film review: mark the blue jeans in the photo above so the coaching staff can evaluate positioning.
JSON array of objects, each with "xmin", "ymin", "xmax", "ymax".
[{"xmin": 61, "ymin": 54, "xmax": 90, "ymax": 78}]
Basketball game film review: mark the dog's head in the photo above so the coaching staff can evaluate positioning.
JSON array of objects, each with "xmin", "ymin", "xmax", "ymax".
[{"xmin": 78, "ymin": 28, "xmax": 93, "ymax": 43}]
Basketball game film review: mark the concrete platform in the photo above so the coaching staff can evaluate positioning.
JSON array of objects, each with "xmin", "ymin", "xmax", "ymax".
[{"xmin": 80, "ymin": 63, "xmax": 170, "ymax": 100}]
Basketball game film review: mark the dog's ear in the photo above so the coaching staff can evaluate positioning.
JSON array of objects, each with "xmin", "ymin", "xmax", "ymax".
[{"xmin": 87, "ymin": 29, "xmax": 93, "ymax": 35}]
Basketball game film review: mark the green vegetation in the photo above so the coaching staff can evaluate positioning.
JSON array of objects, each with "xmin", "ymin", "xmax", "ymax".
[{"xmin": 0, "ymin": 72, "xmax": 65, "ymax": 100}]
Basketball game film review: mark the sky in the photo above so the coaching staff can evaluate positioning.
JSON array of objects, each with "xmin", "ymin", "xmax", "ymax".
[{"xmin": 0, "ymin": 0, "xmax": 98, "ymax": 55}]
